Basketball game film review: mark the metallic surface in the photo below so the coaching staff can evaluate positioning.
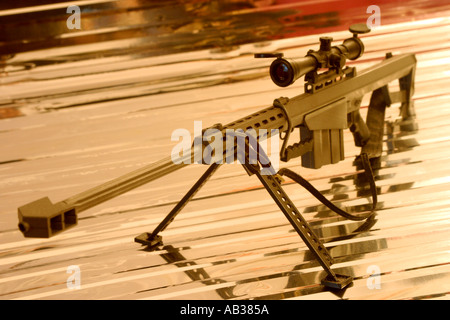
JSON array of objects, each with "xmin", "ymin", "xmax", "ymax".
[{"xmin": 1, "ymin": 3, "xmax": 450, "ymax": 300}]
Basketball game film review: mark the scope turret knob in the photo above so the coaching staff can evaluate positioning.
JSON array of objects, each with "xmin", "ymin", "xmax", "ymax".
[
  {"xmin": 319, "ymin": 37, "xmax": 333, "ymax": 52},
  {"xmin": 349, "ymin": 23, "xmax": 371, "ymax": 37}
]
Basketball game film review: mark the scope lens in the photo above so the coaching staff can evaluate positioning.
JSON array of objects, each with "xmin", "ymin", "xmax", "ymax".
[
  {"xmin": 275, "ymin": 63, "xmax": 289, "ymax": 82},
  {"xmin": 270, "ymin": 59, "xmax": 294, "ymax": 87}
]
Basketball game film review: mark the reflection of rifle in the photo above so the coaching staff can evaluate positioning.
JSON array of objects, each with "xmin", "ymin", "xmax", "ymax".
[
  {"xmin": 157, "ymin": 245, "xmax": 235, "ymax": 299},
  {"xmin": 17, "ymin": 24, "xmax": 416, "ymax": 289}
]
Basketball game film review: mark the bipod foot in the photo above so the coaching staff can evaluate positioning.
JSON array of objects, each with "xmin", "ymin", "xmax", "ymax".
[
  {"xmin": 134, "ymin": 233, "xmax": 163, "ymax": 251},
  {"xmin": 321, "ymin": 274, "xmax": 353, "ymax": 290}
]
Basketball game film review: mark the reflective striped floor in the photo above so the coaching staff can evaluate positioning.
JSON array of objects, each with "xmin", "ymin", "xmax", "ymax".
[{"xmin": 0, "ymin": 16, "xmax": 449, "ymax": 300}]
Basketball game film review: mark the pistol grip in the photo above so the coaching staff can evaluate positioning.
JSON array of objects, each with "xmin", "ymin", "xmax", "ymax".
[{"xmin": 349, "ymin": 109, "xmax": 370, "ymax": 147}]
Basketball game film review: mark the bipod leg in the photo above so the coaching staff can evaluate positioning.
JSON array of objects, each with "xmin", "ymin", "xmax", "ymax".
[
  {"xmin": 135, "ymin": 163, "xmax": 221, "ymax": 249},
  {"xmin": 252, "ymin": 169, "xmax": 352, "ymax": 289}
]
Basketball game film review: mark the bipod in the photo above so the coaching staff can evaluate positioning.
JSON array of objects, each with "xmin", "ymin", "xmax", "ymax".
[{"xmin": 135, "ymin": 131, "xmax": 358, "ymax": 289}]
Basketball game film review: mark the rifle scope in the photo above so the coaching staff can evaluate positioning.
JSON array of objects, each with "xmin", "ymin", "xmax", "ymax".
[{"xmin": 256, "ymin": 24, "xmax": 370, "ymax": 87}]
